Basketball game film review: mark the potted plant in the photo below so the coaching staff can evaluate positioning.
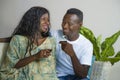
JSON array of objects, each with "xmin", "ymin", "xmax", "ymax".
[{"xmin": 79, "ymin": 26, "xmax": 120, "ymax": 80}]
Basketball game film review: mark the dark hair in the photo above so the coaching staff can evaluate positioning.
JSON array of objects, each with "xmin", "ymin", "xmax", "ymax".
[
  {"xmin": 12, "ymin": 6, "xmax": 50, "ymax": 55},
  {"xmin": 12, "ymin": 6, "xmax": 50, "ymax": 37},
  {"xmin": 66, "ymin": 8, "xmax": 83, "ymax": 22}
]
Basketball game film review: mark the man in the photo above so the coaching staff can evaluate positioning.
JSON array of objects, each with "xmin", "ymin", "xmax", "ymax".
[{"xmin": 52, "ymin": 8, "xmax": 93, "ymax": 80}]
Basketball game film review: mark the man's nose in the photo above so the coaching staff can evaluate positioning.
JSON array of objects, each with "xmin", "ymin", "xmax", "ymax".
[{"xmin": 63, "ymin": 23, "xmax": 68, "ymax": 28}]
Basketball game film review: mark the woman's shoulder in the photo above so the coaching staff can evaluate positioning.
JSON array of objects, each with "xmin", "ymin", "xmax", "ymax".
[
  {"xmin": 11, "ymin": 35, "xmax": 28, "ymax": 42},
  {"xmin": 47, "ymin": 36, "xmax": 55, "ymax": 41}
]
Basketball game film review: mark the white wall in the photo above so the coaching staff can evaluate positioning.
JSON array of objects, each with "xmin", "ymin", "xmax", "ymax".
[
  {"xmin": 0, "ymin": 0, "xmax": 120, "ymax": 79},
  {"xmin": 0, "ymin": 0, "xmax": 120, "ymax": 32},
  {"xmin": 0, "ymin": 0, "xmax": 120, "ymax": 53},
  {"xmin": 0, "ymin": 0, "xmax": 120, "ymax": 57}
]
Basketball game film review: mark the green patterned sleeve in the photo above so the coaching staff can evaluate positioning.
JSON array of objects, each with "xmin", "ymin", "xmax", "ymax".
[
  {"xmin": 6, "ymin": 35, "xmax": 20, "ymax": 68},
  {"xmin": 0, "ymin": 35, "xmax": 25, "ymax": 80}
]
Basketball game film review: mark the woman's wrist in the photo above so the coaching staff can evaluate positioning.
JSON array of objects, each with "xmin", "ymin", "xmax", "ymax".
[{"xmin": 33, "ymin": 54, "xmax": 38, "ymax": 60}]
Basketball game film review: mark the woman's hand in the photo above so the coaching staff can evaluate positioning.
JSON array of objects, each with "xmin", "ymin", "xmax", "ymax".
[{"xmin": 35, "ymin": 49, "xmax": 52, "ymax": 59}]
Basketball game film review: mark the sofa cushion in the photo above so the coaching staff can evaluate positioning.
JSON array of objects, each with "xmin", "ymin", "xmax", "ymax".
[{"xmin": 0, "ymin": 43, "xmax": 9, "ymax": 67}]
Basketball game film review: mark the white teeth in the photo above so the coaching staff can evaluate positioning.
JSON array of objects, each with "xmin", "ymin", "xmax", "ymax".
[
  {"xmin": 44, "ymin": 26, "xmax": 47, "ymax": 28},
  {"xmin": 43, "ymin": 25, "xmax": 47, "ymax": 29}
]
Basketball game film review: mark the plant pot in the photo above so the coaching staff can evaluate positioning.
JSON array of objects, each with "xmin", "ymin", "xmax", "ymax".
[{"xmin": 90, "ymin": 61, "xmax": 112, "ymax": 80}]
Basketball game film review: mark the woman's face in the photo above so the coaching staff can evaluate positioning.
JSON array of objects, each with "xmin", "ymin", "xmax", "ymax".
[{"xmin": 40, "ymin": 13, "xmax": 50, "ymax": 34}]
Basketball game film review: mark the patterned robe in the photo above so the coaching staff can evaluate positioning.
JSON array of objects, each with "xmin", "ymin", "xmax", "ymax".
[{"xmin": 0, "ymin": 35, "xmax": 58, "ymax": 80}]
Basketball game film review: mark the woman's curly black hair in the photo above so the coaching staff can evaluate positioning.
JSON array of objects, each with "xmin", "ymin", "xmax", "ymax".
[{"xmin": 12, "ymin": 6, "xmax": 50, "ymax": 55}]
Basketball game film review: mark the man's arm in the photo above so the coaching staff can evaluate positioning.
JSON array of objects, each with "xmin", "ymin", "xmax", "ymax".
[
  {"xmin": 70, "ymin": 53, "xmax": 90, "ymax": 78},
  {"xmin": 60, "ymin": 41, "xmax": 90, "ymax": 78}
]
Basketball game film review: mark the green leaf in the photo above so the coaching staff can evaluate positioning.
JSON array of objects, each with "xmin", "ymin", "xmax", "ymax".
[
  {"xmin": 101, "ymin": 57, "xmax": 120, "ymax": 65},
  {"xmin": 101, "ymin": 30, "xmax": 120, "ymax": 57},
  {"xmin": 80, "ymin": 27, "xmax": 120, "ymax": 64},
  {"xmin": 115, "ymin": 51, "xmax": 120, "ymax": 57},
  {"xmin": 106, "ymin": 46, "xmax": 115, "ymax": 57},
  {"xmin": 96, "ymin": 35, "xmax": 102, "ymax": 50}
]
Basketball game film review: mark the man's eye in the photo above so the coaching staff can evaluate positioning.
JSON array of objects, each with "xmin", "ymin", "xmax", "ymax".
[
  {"xmin": 62, "ymin": 22, "xmax": 66, "ymax": 26},
  {"xmin": 68, "ymin": 23, "xmax": 74, "ymax": 26}
]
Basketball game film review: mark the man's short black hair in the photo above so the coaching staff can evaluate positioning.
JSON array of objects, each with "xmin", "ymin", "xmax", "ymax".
[{"xmin": 66, "ymin": 8, "xmax": 83, "ymax": 22}]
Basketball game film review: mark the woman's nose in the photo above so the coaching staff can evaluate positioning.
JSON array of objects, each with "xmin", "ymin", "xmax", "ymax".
[{"xmin": 45, "ymin": 20, "xmax": 50, "ymax": 25}]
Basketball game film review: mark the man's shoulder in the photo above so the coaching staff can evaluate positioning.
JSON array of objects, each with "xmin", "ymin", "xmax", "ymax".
[
  {"xmin": 79, "ymin": 34, "xmax": 93, "ymax": 46},
  {"xmin": 50, "ymin": 29, "xmax": 63, "ymax": 37}
]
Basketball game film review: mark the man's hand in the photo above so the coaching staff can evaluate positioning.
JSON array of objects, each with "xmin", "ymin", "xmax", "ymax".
[{"xmin": 59, "ymin": 41, "xmax": 75, "ymax": 57}]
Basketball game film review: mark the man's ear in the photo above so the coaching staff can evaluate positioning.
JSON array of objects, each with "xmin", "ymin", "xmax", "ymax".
[
  {"xmin": 78, "ymin": 22, "xmax": 82, "ymax": 31},
  {"xmin": 80, "ymin": 22, "xmax": 83, "ymax": 26},
  {"xmin": 79, "ymin": 21, "xmax": 83, "ymax": 27}
]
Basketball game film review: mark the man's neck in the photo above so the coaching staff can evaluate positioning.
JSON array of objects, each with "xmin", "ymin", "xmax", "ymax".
[{"xmin": 67, "ymin": 33, "xmax": 79, "ymax": 41}]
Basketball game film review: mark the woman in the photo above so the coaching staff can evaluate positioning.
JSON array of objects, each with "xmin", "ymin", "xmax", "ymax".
[{"xmin": 0, "ymin": 6, "xmax": 58, "ymax": 80}]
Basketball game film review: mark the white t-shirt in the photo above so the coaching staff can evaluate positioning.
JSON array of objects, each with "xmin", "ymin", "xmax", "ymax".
[{"xmin": 51, "ymin": 30, "xmax": 93, "ymax": 77}]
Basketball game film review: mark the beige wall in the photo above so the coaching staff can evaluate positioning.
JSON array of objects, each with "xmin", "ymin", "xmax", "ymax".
[
  {"xmin": 1, "ymin": 0, "xmax": 120, "ymax": 55},
  {"xmin": 0, "ymin": 0, "xmax": 120, "ymax": 79}
]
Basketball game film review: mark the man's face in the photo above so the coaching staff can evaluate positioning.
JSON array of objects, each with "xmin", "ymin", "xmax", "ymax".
[
  {"xmin": 62, "ymin": 14, "xmax": 81, "ymax": 37},
  {"xmin": 40, "ymin": 13, "xmax": 50, "ymax": 37}
]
